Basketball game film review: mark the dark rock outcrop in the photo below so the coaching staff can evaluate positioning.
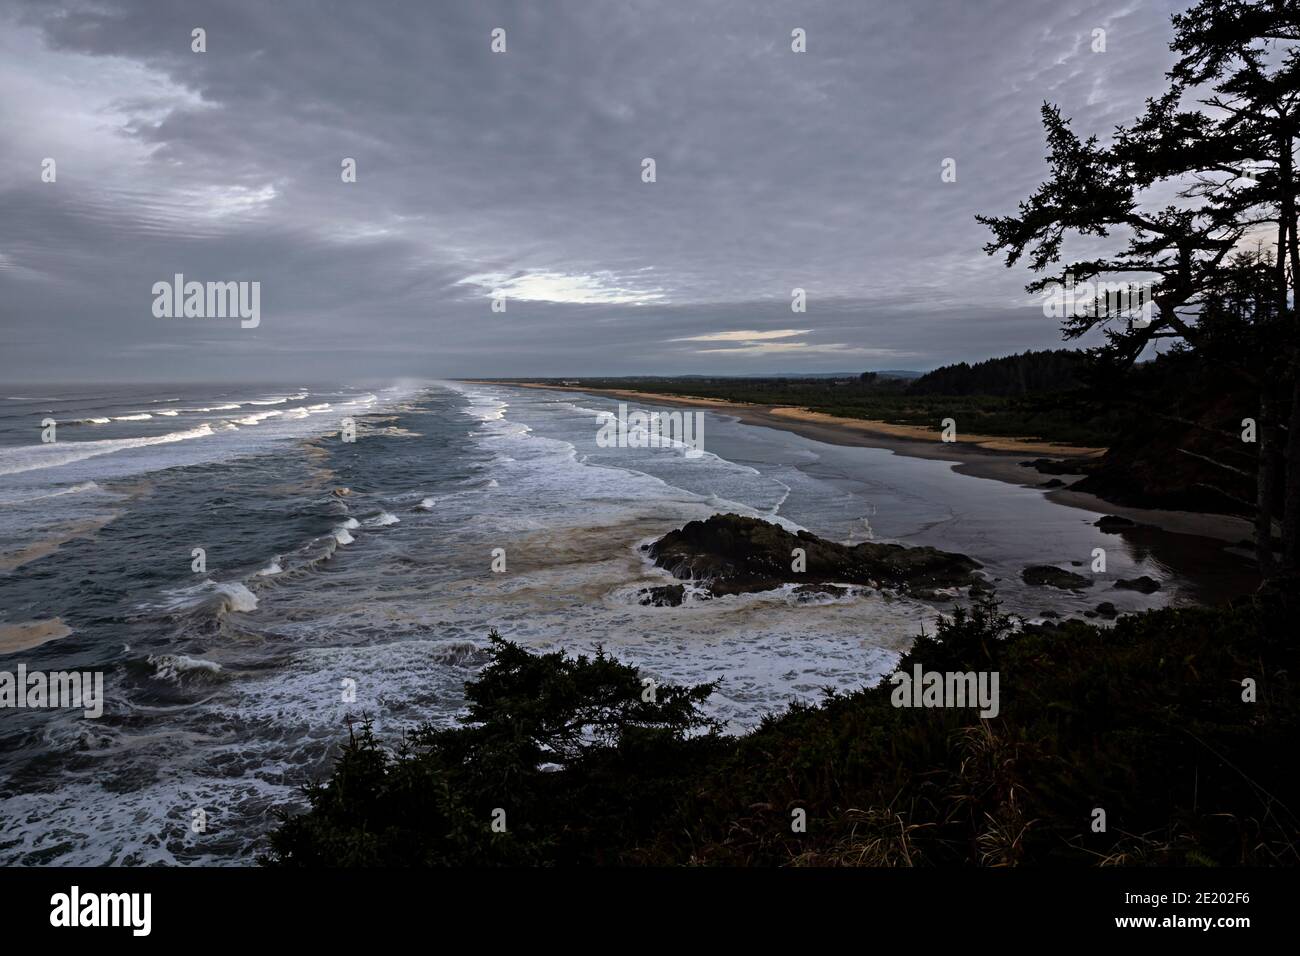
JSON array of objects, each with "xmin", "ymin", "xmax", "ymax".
[
  {"xmin": 642, "ymin": 513, "xmax": 980, "ymax": 598},
  {"xmin": 1022, "ymin": 565, "xmax": 1093, "ymax": 590},
  {"xmin": 1114, "ymin": 575, "xmax": 1161, "ymax": 593},
  {"xmin": 792, "ymin": 583, "xmax": 851, "ymax": 600},
  {"xmin": 1095, "ymin": 515, "xmax": 1140, "ymax": 533},
  {"xmin": 638, "ymin": 584, "xmax": 685, "ymax": 607}
]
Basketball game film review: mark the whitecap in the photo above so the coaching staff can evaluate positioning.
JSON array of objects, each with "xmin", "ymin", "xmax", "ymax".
[
  {"xmin": 332, "ymin": 517, "xmax": 360, "ymax": 545},
  {"xmin": 256, "ymin": 558, "xmax": 283, "ymax": 577},
  {"xmin": 0, "ymin": 423, "xmax": 216, "ymax": 477},
  {"xmin": 147, "ymin": 654, "xmax": 224, "ymax": 683}
]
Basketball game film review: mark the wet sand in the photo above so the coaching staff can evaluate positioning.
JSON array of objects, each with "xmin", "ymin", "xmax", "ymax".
[{"xmin": 472, "ymin": 381, "xmax": 1254, "ymax": 547}]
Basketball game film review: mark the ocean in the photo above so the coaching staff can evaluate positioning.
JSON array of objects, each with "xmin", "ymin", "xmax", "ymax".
[{"xmin": 0, "ymin": 381, "xmax": 1251, "ymax": 864}]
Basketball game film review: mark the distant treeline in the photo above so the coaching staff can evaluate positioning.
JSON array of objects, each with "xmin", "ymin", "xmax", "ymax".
[
  {"xmin": 500, "ymin": 349, "xmax": 1091, "ymax": 400},
  {"xmin": 505, "ymin": 349, "xmax": 1116, "ymax": 446},
  {"xmin": 908, "ymin": 349, "xmax": 1091, "ymax": 396}
]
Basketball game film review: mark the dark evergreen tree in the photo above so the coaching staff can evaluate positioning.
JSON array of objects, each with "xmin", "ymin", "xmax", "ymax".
[
  {"xmin": 908, "ymin": 349, "xmax": 1091, "ymax": 396},
  {"xmin": 978, "ymin": 0, "xmax": 1300, "ymax": 584}
]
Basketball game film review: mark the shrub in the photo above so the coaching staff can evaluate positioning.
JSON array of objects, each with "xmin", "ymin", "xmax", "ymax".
[{"xmin": 266, "ymin": 598, "xmax": 1300, "ymax": 867}]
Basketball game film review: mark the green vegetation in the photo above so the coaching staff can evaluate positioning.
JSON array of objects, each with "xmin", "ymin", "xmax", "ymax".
[
  {"xmin": 511, "ymin": 349, "xmax": 1121, "ymax": 447},
  {"xmin": 908, "ymin": 349, "xmax": 1091, "ymax": 396},
  {"xmin": 266, "ymin": 595, "xmax": 1299, "ymax": 866}
]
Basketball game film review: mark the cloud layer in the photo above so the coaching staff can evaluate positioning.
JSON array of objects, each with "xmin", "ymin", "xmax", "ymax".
[{"xmin": 0, "ymin": 0, "xmax": 1183, "ymax": 380}]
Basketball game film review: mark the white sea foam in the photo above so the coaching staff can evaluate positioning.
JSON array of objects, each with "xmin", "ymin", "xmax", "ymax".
[
  {"xmin": 0, "ymin": 480, "xmax": 103, "ymax": 506},
  {"xmin": 233, "ymin": 411, "xmax": 283, "ymax": 426},
  {"xmin": 332, "ymin": 517, "xmax": 360, "ymax": 545},
  {"xmin": 148, "ymin": 654, "xmax": 224, "ymax": 683},
  {"xmin": 152, "ymin": 579, "xmax": 259, "ymax": 615},
  {"xmin": 0, "ymin": 423, "xmax": 216, "ymax": 477}
]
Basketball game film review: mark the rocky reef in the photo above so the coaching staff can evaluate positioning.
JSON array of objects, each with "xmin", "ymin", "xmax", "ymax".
[
  {"xmin": 639, "ymin": 513, "xmax": 981, "ymax": 600},
  {"xmin": 1022, "ymin": 565, "xmax": 1093, "ymax": 590},
  {"xmin": 1114, "ymin": 575, "xmax": 1162, "ymax": 593}
]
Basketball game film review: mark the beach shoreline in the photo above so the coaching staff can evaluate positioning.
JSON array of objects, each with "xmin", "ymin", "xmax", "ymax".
[{"xmin": 462, "ymin": 380, "xmax": 1255, "ymax": 546}]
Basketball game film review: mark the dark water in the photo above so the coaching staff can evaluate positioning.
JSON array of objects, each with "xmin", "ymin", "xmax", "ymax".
[{"xmin": 0, "ymin": 381, "xmax": 1254, "ymax": 864}]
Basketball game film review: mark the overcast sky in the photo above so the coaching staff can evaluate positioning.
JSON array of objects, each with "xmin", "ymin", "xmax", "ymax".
[{"xmin": 0, "ymin": 0, "xmax": 1185, "ymax": 382}]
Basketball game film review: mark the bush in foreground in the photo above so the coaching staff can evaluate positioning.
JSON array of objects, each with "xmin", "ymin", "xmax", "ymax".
[{"xmin": 265, "ymin": 597, "xmax": 1299, "ymax": 866}]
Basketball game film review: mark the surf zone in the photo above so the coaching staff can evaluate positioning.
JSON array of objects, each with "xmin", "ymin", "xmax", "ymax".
[{"xmin": 595, "ymin": 402, "xmax": 704, "ymax": 458}]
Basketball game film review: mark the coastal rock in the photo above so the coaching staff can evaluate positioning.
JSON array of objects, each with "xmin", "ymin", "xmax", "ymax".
[
  {"xmin": 907, "ymin": 586, "xmax": 963, "ymax": 601},
  {"xmin": 1040, "ymin": 478, "xmax": 1067, "ymax": 489},
  {"xmin": 643, "ymin": 513, "xmax": 980, "ymax": 598},
  {"xmin": 1114, "ymin": 575, "xmax": 1161, "ymax": 593},
  {"xmin": 1095, "ymin": 601, "xmax": 1119, "ymax": 618},
  {"xmin": 638, "ymin": 584, "xmax": 686, "ymax": 607},
  {"xmin": 1022, "ymin": 565, "xmax": 1093, "ymax": 590},
  {"xmin": 1095, "ymin": 515, "xmax": 1139, "ymax": 533},
  {"xmin": 792, "ymin": 583, "xmax": 851, "ymax": 600}
]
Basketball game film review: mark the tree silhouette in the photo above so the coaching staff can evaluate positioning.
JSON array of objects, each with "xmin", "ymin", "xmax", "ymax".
[{"xmin": 979, "ymin": 0, "xmax": 1300, "ymax": 584}]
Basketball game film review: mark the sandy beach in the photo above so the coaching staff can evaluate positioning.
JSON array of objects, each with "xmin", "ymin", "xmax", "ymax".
[{"xmin": 476, "ymin": 381, "xmax": 1254, "ymax": 546}]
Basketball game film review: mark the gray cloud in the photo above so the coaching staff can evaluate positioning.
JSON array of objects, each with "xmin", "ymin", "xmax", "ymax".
[{"xmin": 0, "ymin": 0, "xmax": 1183, "ymax": 381}]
